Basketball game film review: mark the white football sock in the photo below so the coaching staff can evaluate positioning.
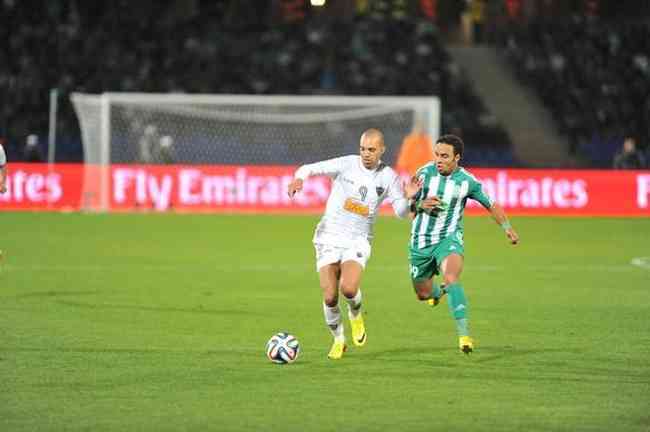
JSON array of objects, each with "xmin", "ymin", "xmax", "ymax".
[
  {"xmin": 323, "ymin": 302, "xmax": 344, "ymax": 342},
  {"xmin": 344, "ymin": 290, "xmax": 363, "ymax": 319}
]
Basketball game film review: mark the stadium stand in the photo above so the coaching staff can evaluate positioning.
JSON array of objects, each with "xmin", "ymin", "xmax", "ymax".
[
  {"xmin": 0, "ymin": 1, "xmax": 517, "ymax": 166},
  {"xmin": 499, "ymin": 13, "xmax": 650, "ymax": 167}
]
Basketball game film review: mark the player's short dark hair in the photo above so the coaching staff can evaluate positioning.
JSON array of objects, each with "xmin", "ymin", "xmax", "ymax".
[{"xmin": 436, "ymin": 134, "xmax": 464, "ymax": 157}]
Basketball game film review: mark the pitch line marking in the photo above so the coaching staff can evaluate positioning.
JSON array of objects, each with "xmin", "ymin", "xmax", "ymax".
[{"xmin": 630, "ymin": 257, "xmax": 650, "ymax": 270}]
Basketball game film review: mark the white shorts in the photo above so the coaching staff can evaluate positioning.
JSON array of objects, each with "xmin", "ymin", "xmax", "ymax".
[{"xmin": 313, "ymin": 238, "xmax": 372, "ymax": 271}]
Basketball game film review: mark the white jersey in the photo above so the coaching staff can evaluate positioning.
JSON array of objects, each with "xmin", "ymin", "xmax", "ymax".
[
  {"xmin": 0, "ymin": 144, "xmax": 6, "ymax": 166},
  {"xmin": 295, "ymin": 155, "xmax": 409, "ymax": 244}
]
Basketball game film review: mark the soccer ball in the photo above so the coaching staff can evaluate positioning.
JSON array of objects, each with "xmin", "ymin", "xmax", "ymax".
[{"xmin": 266, "ymin": 332, "xmax": 300, "ymax": 364}]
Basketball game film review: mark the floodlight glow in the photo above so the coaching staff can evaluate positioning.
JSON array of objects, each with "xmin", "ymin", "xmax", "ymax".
[{"xmin": 311, "ymin": 0, "xmax": 326, "ymax": 6}]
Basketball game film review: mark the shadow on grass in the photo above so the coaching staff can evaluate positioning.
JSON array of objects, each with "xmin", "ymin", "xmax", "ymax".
[
  {"xmin": 358, "ymin": 346, "xmax": 650, "ymax": 384},
  {"xmin": 362, "ymin": 345, "xmax": 586, "ymax": 363},
  {"xmin": 469, "ymin": 346, "xmax": 585, "ymax": 364},
  {"xmin": 357, "ymin": 345, "xmax": 589, "ymax": 370}
]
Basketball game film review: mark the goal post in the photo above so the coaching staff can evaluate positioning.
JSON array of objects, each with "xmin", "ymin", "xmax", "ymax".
[{"xmin": 71, "ymin": 93, "xmax": 440, "ymax": 212}]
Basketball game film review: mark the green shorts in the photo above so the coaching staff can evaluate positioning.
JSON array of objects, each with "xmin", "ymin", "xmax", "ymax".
[{"xmin": 408, "ymin": 237, "xmax": 464, "ymax": 282}]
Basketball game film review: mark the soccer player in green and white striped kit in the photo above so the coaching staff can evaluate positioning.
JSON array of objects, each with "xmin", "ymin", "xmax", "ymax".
[{"xmin": 408, "ymin": 134, "xmax": 519, "ymax": 354}]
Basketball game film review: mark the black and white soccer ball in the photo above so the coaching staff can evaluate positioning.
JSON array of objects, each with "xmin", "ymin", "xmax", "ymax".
[{"xmin": 266, "ymin": 332, "xmax": 300, "ymax": 364}]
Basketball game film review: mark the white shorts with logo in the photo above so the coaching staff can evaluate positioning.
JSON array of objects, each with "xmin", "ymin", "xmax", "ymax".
[{"xmin": 313, "ymin": 237, "xmax": 372, "ymax": 271}]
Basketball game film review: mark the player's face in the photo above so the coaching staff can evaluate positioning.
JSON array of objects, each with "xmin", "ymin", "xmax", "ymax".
[
  {"xmin": 434, "ymin": 143, "xmax": 460, "ymax": 175},
  {"xmin": 359, "ymin": 136, "xmax": 385, "ymax": 169}
]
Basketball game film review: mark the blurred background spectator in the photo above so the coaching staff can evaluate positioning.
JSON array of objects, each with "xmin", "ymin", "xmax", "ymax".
[
  {"xmin": 138, "ymin": 125, "xmax": 159, "ymax": 164},
  {"xmin": 157, "ymin": 135, "xmax": 176, "ymax": 165},
  {"xmin": 23, "ymin": 134, "xmax": 43, "ymax": 162},
  {"xmin": 613, "ymin": 136, "xmax": 646, "ymax": 170}
]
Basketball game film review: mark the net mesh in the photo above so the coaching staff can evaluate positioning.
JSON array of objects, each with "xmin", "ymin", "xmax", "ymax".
[
  {"xmin": 111, "ymin": 103, "xmax": 417, "ymax": 165},
  {"xmin": 72, "ymin": 94, "xmax": 438, "ymax": 167}
]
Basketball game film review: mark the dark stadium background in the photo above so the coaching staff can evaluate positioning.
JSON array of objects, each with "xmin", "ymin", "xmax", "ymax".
[{"xmin": 1, "ymin": 0, "xmax": 649, "ymax": 169}]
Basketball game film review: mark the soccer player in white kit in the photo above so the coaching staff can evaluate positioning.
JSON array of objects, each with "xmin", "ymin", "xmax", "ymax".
[
  {"xmin": 0, "ymin": 142, "xmax": 7, "ymax": 194},
  {"xmin": 287, "ymin": 129, "xmax": 421, "ymax": 359}
]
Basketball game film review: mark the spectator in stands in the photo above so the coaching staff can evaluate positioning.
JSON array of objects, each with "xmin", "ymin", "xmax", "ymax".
[
  {"xmin": 470, "ymin": 0, "xmax": 486, "ymax": 44},
  {"xmin": 395, "ymin": 118, "xmax": 434, "ymax": 175},
  {"xmin": 501, "ymin": 11, "xmax": 650, "ymax": 165},
  {"xmin": 613, "ymin": 136, "xmax": 646, "ymax": 169},
  {"xmin": 23, "ymin": 134, "xmax": 43, "ymax": 162}
]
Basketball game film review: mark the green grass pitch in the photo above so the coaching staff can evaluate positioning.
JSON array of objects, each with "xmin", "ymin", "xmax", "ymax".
[{"xmin": 1, "ymin": 213, "xmax": 649, "ymax": 431}]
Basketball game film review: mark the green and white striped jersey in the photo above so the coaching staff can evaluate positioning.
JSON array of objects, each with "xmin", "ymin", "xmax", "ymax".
[{"xmin": 410, "ymin": 163, "xmax": 493, "ymax": 249}]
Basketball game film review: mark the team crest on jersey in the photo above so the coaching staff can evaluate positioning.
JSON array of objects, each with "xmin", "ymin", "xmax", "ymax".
[
  {"xmin": 358, "ymin": 186, "xmax": 368, "ymax": 201},
  {"xmin": 375, "ymin": 186, "xmax": 385, "ymax": 197}
]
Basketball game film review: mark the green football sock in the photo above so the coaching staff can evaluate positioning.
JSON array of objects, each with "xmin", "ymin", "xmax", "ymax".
[
  {"xmin": 455, "ymin": 318, "xmax": 469, "ymax": 337},
  {"xmin": 446, "ymin": 283, "xmax": 469, "ymax": 336},
  {"xmin": 431, "ymin": 282, "xmax": 447, "ymax": 300},
  {"xmin": 431, "ymin": 283, "xmax": 443, "ymax": 300}
]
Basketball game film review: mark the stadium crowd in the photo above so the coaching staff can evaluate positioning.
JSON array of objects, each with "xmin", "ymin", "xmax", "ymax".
[
  {"xmin": 0, "ymin": 0, "xmax": 515, "ymax": 166},
  {"xmin": 500, "ymin": 7, "xmax": 650, "ymax": 168},
  {"xmin": 6, "ymin": 0, "xmax": 648, "ymax": 169}
]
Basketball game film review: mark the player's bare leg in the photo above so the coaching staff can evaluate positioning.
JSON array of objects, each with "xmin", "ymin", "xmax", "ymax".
[
  {"xmin": 340, "ymin": 261, "xmax": 366, "ymax": 347},
  {"xmin": 413, "ymin": 278, "xmax": 447, "ymax": 306},
  {"xmin": 440, "ymin": 254, "xmax": 473, "ymax": 354},
  {"xmin": 319, "ymin": 263, "xmax": 347, "ymax": 359},
  {"xmin": 413, "ymin": 278, "xmax": 432, "ymax": 300}
]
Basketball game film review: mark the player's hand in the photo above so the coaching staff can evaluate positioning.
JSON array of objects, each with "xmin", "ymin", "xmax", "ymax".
[
  {"xmin": 0, "ymin": 183, "xmax": 6, "ymax": 194},
  {"xmin": 287, "ymin": 178, "xmax": 303, "ymax": 198},
  {"xmin": 420, "ymin": 196, "xmax": 445, "ymax": 212},
  {"xmin": 403, "ymin": 176, "xmax": 423, "ymax": 199},
  {"xmin": 505, "ymin": 228, "xmax": 519, "ymax": 245}
]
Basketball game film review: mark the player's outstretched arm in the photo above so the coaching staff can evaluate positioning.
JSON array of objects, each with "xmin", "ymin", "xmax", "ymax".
[
  {"xmin": 0, "ymin": 143, "xmax": 6, "ymax": 194},
  {"xmin": 287, "ymin": 178, "xmax": 303, "ymax": 198},
  {"xmin": 488, "ymin": 203, "xmax": 519, "ymax": 245},
  {"xmin": 402, "ymin": 176, "xmax": 423, "ymax": 199},
  {"xmin": 288, "ymin": 156, "xmax": 349, "ymax": 198},
  {"xmin": 0, "ymin": 166, "xmax": 6, "ymax": 194},
  {"xmin": 391, "ymin": 175, "xmax": 424, "ymax": 218}
]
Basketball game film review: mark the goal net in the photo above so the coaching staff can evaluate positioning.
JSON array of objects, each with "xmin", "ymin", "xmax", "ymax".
[{"xmin": 71, "ymin": 93, "xmax": 440, "ymax": 211}]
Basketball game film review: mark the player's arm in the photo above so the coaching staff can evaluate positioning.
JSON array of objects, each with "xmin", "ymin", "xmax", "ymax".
[
  {"xmin": 471, "ymin": 181, "xmax": 519, "ymax": 245},
  {"xmin": 389, "ymin": 174, "xmax": 423, "ymax": 218},
  {"xmin": 416, "ymin": 196, "xmax": 444, "ymax": 212},
  {"xmin": 408, "ymin": 170, "xmax": 442, "ymax": 215},
  {"xmin": 287, "ymin": 156, "xmax": 348, "ymax": 198},
  {"xmin": 0, "ymin": 165, "xmax": 6, "ymax": 194},
  {"xmin": 487, "ymin": 202, "xmax": 519, "ymax": 245},
  {"xmin": 0, "ymin": 145, "xmax": 7, "ymax": 194}
]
